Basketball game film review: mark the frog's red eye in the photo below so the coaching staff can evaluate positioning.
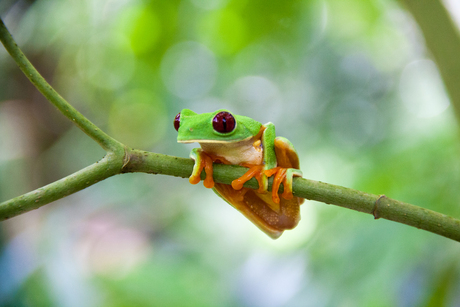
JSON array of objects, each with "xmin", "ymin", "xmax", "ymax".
[
  {"xmin": 174, "ymin": 112, "xmax": 181, "ymax": 131},
  {"xmin": 212, "ymin": 111, "xmax": 236, "ymax": 133}
]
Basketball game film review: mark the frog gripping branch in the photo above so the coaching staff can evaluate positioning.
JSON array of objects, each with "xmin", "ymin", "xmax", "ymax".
[
  {"xmin": 174, "ymin": 109, "xmax": 304, "ymax": 239},
  {"xmin": 2, "ymin": 18, "xmax": 460, "ymax": 243}
]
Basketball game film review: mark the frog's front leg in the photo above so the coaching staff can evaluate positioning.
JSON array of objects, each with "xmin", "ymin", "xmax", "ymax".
[
  {"xmin": 189, "ymin": 148, "xmax": 215, "ymax": 188},
  {"xmin": 264, "ymin": 167, "xmax": 303, "ymax": 203},
  {"xmin": 231, "ymin": 125, "xmax": 303, "ymax": 204},
  {"xmin": 231, "ymin": 165, "xmax": 267, "ymax": 193},
  {"xmin": 232, "ymin": 164, "xmax": 302, "ymax": 204}
]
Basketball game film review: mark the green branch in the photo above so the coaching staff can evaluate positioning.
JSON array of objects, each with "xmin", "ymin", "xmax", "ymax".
[
  {"xmin": 2, "ymin": 149, "xmax": 460, "ymax": 242},
  {"xmin": 0, "ymin": 153, "xmax": 119, "ymax": 219},
  {"xmin": 124, "ymin": 151, "xmax": 460, "ymax": 242},
  {"xmin": 0, "ymin": 19, "xmax": 123, "ymax": 153},
  {"xmin": 1, "ymin": 17, "xmax": 460, "ymax": 242}
]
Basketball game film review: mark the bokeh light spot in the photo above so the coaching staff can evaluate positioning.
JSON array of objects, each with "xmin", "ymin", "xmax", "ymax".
[
  {"xmin": 226, "ymin": 76, "xmax": 283, "ymax": 119},
  {"xmin": 328, "ymin": 98, "xmax": 379, "ymax": 149},
  {"xmin": 399, "ymin": 60, "xmax": 450, "ymax": 118},
  {"xmin": 160, "ymin": 41, "xmax": 217, "ymax": 99}
]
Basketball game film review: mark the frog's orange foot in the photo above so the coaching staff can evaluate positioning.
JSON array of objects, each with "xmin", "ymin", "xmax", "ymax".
[
  {"xmin": 189, "ymin": 150, "xmax": 215, "ymax": 188},
  {"xmin": 264, "ymin": 167, "xmax": 301, "ymax": 204},
  {"xmin": 231, "ymin": 165, "xmax": 266, "ymax": 193}
]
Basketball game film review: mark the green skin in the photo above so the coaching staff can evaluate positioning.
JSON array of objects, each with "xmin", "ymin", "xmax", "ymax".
[{"xmin": 176, "ymin": 109, "xmax": 302, "ymax": 236}]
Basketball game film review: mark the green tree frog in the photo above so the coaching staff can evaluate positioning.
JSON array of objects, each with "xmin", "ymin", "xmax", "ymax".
[{"xmin": 174, "ymin": 109, "xmax": 304, "ymax": 239}]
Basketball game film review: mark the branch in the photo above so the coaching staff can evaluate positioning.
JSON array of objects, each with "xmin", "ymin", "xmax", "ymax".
[
  {"xmin": 399, "ymin": 0, "xmax": 460, "ymax": 120},
  {"xmin": 123, "ymin": 150, "xmax": 460, "ymax": 242},
  {"xmin": 1, "ymin": 17, "xmax": 460, "ymax": 243},
  {"xmin": 2, "ymin": 149, "xmax": 460, "ymax": 242},
  {"xmin": 0, "ymin": 153, "xmax": 120, "ymax": 219},
  {"xmin": 0, "ymin": 18, "xmax": 123, "ymax": 153}
]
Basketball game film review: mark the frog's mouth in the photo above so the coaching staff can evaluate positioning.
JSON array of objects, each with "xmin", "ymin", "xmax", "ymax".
[{"xmin": 177, "ymin": 139, "xmax": 197, "ymax": 144}]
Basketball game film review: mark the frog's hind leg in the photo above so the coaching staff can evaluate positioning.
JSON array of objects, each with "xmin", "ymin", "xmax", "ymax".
[
  {"xmin": 270, "ymin": 137, "xmax": 304, "ymax": 204},
  {"xmin": 274, "ymin": 137, "xmax": 300, "ymax": 169},
  {"xmin": 213, "ymin": 183, "xmax": 285, "ymax": 239}
]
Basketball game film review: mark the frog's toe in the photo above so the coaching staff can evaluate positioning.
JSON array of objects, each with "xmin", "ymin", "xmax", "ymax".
[
  {"xmin": 232, "ymin": 165, "xmax": 265, "ymax": 191},
  {"xmin": 189, "ymin": 150, "xmax": 215, "ymax": 188},
  {"xmin": 265, "ymin": 167, "xmax": 302, "ymax": 204}
]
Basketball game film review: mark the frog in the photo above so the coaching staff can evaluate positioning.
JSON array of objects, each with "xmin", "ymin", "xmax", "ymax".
[{"xmin": 174, "ymin": 109, "xmax": 304, "ymax": 239}]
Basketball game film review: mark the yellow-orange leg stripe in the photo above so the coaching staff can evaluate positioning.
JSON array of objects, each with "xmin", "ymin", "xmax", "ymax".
[
  {"xmin": 281, "ymin": 179, "xmax": 294, "ymax": 200},
  {"xmin": 271, "ymin": 168, "xmax": 286, "ymax": 204},
  {"xmin": 203, "ymin": 154, "xmax": 215, "ymax": 188},
  {"xmin": 189, "ymin": 158, "xmax": 203, "ymax": 185},
  {"xmin": 232, "ymin": 165, "xmax": 264, "ymax": 190}
]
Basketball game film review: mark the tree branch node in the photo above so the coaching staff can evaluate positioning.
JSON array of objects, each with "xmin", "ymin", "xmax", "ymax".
[
  {"xmin": 372, "ymin": 194, "xmax": 387, "ymax": 220},
  {"xmin": 122, "ymin": 147, "xmax": 131, "ymax": 170}
]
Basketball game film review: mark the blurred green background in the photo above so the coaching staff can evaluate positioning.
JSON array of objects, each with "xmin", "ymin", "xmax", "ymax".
[{"xmin": 1, "ymin": 0, "xmax": 460, "ymax": 306}]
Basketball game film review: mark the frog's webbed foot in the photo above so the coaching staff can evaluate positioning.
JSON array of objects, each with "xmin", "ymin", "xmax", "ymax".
[
  {"xmin": 231, "ymin": 164, "xmax": 302, "ymax": 204},
  {"xmin": 264, "ymin": 167, "xmax": 303, "ymax": 204},
  {"xmin": 231, "ymin": 165, "xmax": 267, "ymax": 193},
  {"xmin": 189, "ymin": 148, "xmax": 215, "ymax": 188}
]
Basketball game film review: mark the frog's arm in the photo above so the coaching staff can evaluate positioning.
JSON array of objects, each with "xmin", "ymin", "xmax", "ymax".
[
  {"xmin": 261, "ymin": 123, "xmax": 277, "ymax": 169},
  {"xmin": 262, "ymin": 124, "xmax": 303, "ymax": 202},
  {"xmin": 230, "ymin": 123, "xmax": 275, "ymax": 193},
  {"xmin": 189, "ymin": 148, "xmax": 215, "ymax": 189},
  {"xmin": 232, "ymin": 123, "xmax": 303, "ymax": 203}
]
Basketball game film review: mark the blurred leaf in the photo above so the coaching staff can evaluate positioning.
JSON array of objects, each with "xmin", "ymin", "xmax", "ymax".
[
  {"xmin": 198, "ymin": 9, "xmax": 248, "ymax": 56},
  {"xmin": 118, "ymin": 6, "xmax": 162, "ymax": 56}
]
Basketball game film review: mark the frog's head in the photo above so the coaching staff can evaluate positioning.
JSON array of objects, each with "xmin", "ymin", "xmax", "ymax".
[{"xmin": 174, "ymin": 109, "xmax": 262, "ymax": 144}]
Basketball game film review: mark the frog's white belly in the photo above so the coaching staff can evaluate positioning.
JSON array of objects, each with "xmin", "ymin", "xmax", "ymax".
[{"xmin": 199, "ymin": 138, "xmax": 263, "ymax": 165}]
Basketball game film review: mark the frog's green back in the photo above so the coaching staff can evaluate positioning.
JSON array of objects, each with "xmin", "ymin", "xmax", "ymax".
[{"xmin": 234, "ymin": 114, "xmax": 263, "ymax": 136}]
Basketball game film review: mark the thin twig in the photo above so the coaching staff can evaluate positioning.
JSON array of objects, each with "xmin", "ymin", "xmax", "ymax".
[
  {"xmin": 0, "ymin": 18, "xmax": 123, "ymax": 153},
  {"xmin": 1, "ymin": 17, "xmax": 460, "ymax": 243},
  {"xmin": 2, "ymin": 149, "xmax": 460, "ymax": 242},
  {"xmin": 0, "ymin": 154, "xmax": 120, "ymax": 220},
  {"xmin": 123, "ymin": 150, "xmax": 460, "ymax": 242}
]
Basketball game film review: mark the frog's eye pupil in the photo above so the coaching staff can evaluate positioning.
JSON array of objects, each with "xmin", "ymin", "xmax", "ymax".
[
  {"xmin": 174, "ymin": 112, "xmax": 181, "ymax": 131},
  {"xmin": 213, "ymin": 111, "xmax": 236, "ymax": 133}
]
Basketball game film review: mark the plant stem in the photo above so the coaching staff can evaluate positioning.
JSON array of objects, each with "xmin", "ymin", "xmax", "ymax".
[
  {"xmin": 0, "ymin": 153, "xmax": 120, "ymax": 220},
  {"xmin": 1, "ymin": 17, "xmax": 460, "ymax": 243},
  {"xmin": 0, "ymin": 18, "xmax": 122, "ymax": 153},
  {"xmin": 1, "ymin": 149, "xmax": 460, "ymax": 241},
  {"xmin": 123, "ymin": 150, "xmax": 460, "ymax": 242}
]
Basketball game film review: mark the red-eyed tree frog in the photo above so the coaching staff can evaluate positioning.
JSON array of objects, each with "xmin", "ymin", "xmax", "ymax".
[{"xmin": 174, "ymin": 109, "xmax": 304, "ymax": 239}]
